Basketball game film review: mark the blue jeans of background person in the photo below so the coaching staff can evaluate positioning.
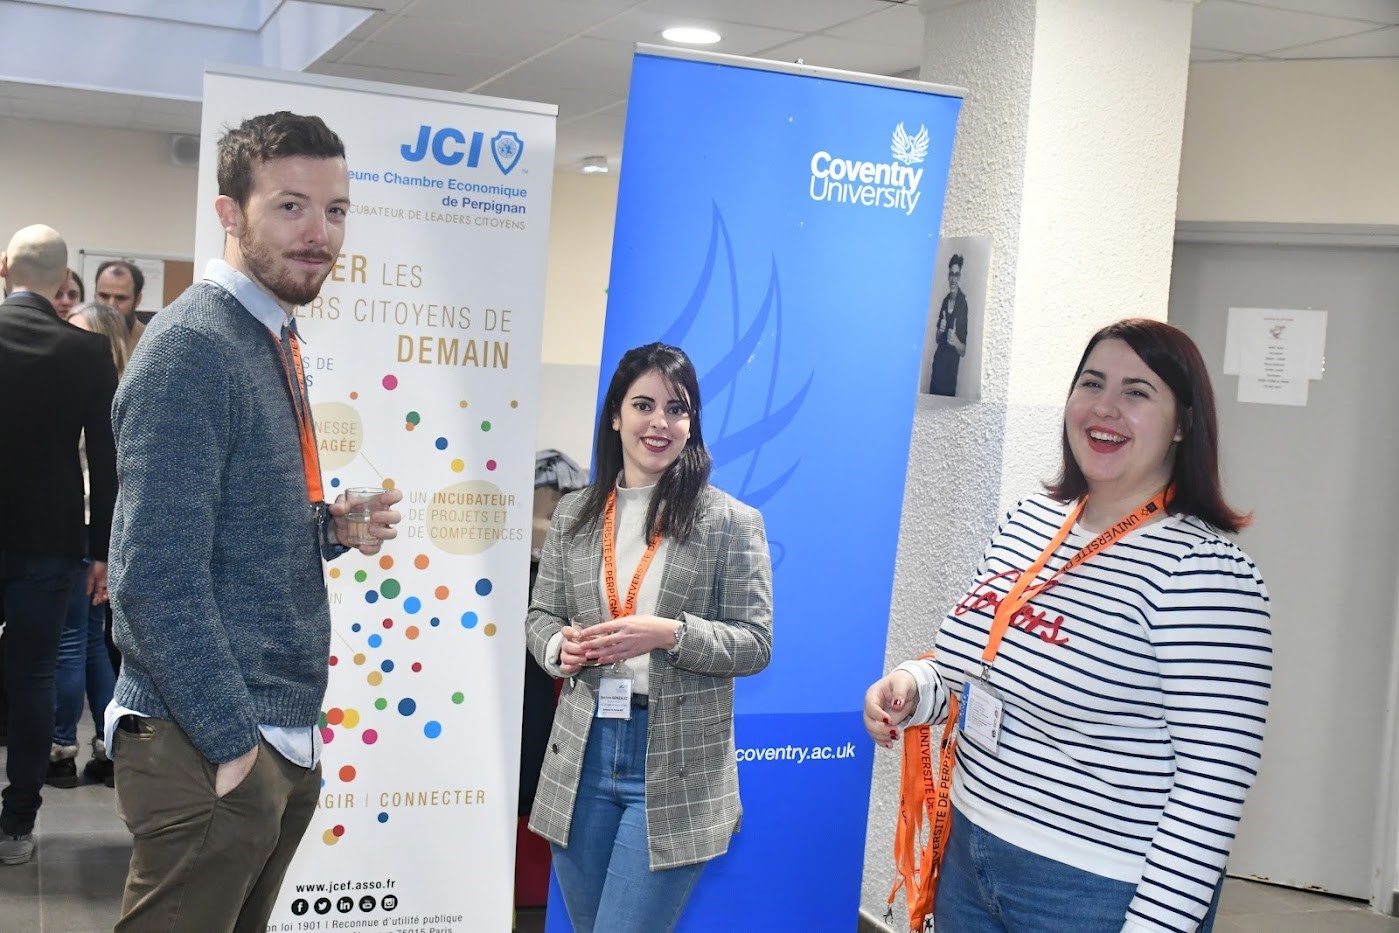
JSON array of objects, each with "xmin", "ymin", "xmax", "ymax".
[
  {"xmin": 0, "ymin": 551, "xmax": 79, "ymax": 835},
  {"xmin": 935, "ymin": 807, "xmax": 1223, "ymax": 932},
  {"xmin": 549, "ymin": 707, "xmax": 704, "ymax": 933},
  {"xmin": 52, "ymin": 558, "xmax": 114, "ymax": 747}
]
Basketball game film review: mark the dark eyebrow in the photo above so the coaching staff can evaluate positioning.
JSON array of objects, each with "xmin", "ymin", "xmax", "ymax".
[
  {"xmin": 629, "ymin": 394, "xmax": 655, "ymax": 403},
  {"xmin": 1080, "ymin": 368, "xmax": 1157, "ymax": 390}
]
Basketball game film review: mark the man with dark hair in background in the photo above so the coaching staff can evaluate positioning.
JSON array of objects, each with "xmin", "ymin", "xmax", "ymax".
[
  {"xmin": 0, "ymin": 224, "xmax": 117, "ymax": 865},
  {"xmin": 94, "ymin": 259, "xmax": 145, "ymax": 352},
  {"xmin": 108, "ymin": 112, "xmax": 402, "ymax": 931}
]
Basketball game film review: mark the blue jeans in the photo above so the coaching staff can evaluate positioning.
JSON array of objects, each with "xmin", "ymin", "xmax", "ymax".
[
  {"xmin": 52, "ymin": 558, "xmax": 114, "ymax": 746},
  {"xmin": 935, "ymin": 807, "xmax": 1223, "ymax": 932},
  {"xmin": 549, "ymin": 707, "xmax": 704, "ymax": 933},
  {"xmin": 0, "ymin": 551, "xmax": 80, "ymax": 835}
]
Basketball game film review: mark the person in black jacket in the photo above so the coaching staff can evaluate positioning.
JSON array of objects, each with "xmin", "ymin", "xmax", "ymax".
[{"xmin": 0, "ymin": 224, "xmax": 117, "ymax": 865}]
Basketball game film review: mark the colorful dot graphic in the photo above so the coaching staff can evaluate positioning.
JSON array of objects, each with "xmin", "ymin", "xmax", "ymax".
[{"xmin": 318, "ymin": 380, "xmax": 523, "ymax": 843}]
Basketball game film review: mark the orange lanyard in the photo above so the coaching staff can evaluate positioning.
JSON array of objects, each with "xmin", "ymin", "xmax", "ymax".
[
  {"xmin": 601, "ymin": 489, "xmax": 661, "ymax": 620},
  {"xmin": 980, "ymin": 488, "xmax": 1171, "ymax": 670},
  {"xmin": 273, "ymin": 326, "xmax": 325, "ymax": 504}
]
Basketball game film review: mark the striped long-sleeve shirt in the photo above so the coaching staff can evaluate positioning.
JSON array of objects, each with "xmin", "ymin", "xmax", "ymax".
[{"xmin": 898, "ymin": 494, "xmax": 1271, "ymax": 933}]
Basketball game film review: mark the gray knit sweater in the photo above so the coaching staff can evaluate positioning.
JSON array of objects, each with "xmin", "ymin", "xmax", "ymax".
[{"xmin": 110, "ymin": 281, "xmax": 331, "ymax": 764}]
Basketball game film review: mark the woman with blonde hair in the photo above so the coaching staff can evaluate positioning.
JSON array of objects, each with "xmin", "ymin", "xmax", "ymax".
[
  {"xmin": 69, "ymin": 301, "xmax": 131, "ymax": 379},
  {"xmin": 47, "ymin": 301, "xmax": 130, "ymax": 787}
]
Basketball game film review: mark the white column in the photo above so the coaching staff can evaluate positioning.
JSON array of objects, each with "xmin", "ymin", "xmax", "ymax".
[{"xmin": 862, "ymin": 0, "xmax": 1198, "ymax": 923}]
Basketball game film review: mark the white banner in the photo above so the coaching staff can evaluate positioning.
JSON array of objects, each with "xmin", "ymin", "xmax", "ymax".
[{"xmin": 197, "ymin": 66, "xmax": 555, "ymax": 932}]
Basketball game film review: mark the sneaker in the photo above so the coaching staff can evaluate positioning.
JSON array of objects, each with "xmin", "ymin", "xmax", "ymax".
[
  {"xmin": 83, "ymin": 737, "xmax": 115, "ymax": 788},
  {"xmin": 45, "ymin": 745, "xmax": 79, "ymax": 789},
  {"xmin": 0, "ymin": 833, "xmax": 34, "ymax": 865}
]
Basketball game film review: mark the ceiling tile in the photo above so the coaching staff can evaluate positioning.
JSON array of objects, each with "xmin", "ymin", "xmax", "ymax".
[
  {"xmin": 371, "ymin": 14, "xmax": 575, "ymax": 57},
  {"xmin": 1192, "ymin": 1, "xmax": 1383, "ymax": 54},
  {"xmin": 1270, "ymin": 23, "xmax": 1399, "ymax": 57},
  {"xmin": 755, "ymin": 33, "xmax": 922, "ymax": 76},
  {"xmin": 638, "ymin": 0, "xmax": 889, "ymax": 33},
  {"xmin": 823, "ymin": 2, "xmax": 926, "ymax": 50},
  {"xmin": 1238, "ymin": 0, "xmax": 1399, "ymax": 26},
  {"xmin": 403, "ymin": 0, "xmax": 639, "ymax": 32},
  {"xmin": 339, "ymin": 37, "xmax": 517, "ymax": 82}
]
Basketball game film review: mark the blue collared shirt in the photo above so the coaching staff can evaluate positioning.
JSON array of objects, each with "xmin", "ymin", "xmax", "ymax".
[{"xmin": 107, "ymin": 259, "xmax": 322, "ymax": 769}]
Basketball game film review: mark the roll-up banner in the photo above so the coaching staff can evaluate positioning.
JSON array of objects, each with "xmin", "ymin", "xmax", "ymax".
[
  {"xmin": 552, "ymin": 48, "xmax": 963, "ymax": 930},
  {"xmin": 198, "ymin": 66, "xmax": 555, "ymax": 933}
]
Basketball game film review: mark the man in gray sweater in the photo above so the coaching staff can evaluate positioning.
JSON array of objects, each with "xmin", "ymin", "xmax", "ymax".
[{"xmin": 108, "ymin": 112, "xmax": 402, "ymax": 932}]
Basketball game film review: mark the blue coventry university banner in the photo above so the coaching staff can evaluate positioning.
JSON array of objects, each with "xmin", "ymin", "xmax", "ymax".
[{"xmin": 552, "ymin": 47, "xmax": 962, "ymax": 930}]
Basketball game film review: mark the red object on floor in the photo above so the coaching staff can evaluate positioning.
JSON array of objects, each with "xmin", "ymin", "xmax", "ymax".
[{"xmin": 515, "ymin": 815, "xmax": 552, "ymax": 907}]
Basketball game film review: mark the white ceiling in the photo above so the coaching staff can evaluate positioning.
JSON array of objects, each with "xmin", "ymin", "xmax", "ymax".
[{"xmin": 1, "ymin": 0, "xmax": 1395, "ymax": 169}]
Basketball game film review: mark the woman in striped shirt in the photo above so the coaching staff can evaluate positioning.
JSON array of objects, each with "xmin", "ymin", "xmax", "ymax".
[{"xmin": 866, "ymin": 319, "xmax": 1271, "ymax": 933}]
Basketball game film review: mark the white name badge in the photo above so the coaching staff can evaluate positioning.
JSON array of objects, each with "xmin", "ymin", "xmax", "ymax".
[
  {"xmin": 597, "ymin": 674, "xmax": 634, "ymax": 720},
  {"xmin": 959, "ymin": 679, "xmax": 1004, "ymax": 754}
]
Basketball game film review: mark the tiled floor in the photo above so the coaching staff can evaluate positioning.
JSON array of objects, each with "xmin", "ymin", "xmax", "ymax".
[{"xmin": 1, "ymin": 722, "xmax": 1396, "ymax": 933}]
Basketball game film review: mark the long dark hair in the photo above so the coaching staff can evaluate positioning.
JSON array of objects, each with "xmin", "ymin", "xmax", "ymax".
[
  {"xmin": 1046, "ymin": 318, "xmax": 1249, "ymax": 532},
  {"xmin": 571, "ymin": 343, "xmax": 713, "ymax": 542}
]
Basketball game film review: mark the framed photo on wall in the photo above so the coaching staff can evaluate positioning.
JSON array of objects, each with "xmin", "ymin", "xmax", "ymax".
[{"xmin": 919, "ymin": 234, "xmax": 991, "ymax": 400}]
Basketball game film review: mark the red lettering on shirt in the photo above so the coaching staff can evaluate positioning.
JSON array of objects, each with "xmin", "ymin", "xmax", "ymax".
[{"xmin": 954, "ymin": 569, "xmax": 1071, "ymax": 646}]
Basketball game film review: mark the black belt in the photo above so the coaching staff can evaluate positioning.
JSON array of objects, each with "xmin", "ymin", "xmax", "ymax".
[{"xmin": 631, "ymin": 694, "xmax": 648, "ymax": 709}]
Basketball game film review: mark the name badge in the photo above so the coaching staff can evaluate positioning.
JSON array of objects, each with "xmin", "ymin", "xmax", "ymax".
[
  {"xmin": 597, "ymin": 674, "xmax": 633, "ymax": 720},
  {"xmin": 959, "ymin": 678, "xmax": 1004, "ymax": 754}
]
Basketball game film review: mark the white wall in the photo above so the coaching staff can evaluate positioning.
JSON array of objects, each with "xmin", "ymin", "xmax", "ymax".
[
  {"xmin": 0, "ymin": 116, "xmax": 198, "ymax": 268},
  {"xmin": 1177, "ymin": 59, "xmax": 1399, "ymax": 226}
]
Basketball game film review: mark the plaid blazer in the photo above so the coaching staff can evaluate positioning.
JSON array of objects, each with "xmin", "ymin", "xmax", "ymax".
[{"xmin": 525, "ymin": 485, "xmax": 773, "ymax": 870}]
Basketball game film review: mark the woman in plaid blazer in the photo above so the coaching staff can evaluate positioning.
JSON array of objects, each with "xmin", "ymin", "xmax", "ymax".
[{"xmin": 526, "ymin": 342, "xmax": 773, "ymax": 933}]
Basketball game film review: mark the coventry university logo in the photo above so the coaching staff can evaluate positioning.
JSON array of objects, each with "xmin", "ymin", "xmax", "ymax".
[
  {"xmin": 808, "ymin": 121, "xmax": 929, "ymax": 215},
  {"xmin": 891, "ymin": 122, "xmax": 929, "ymax": 165},
  {"xmin": 491, "ymin": 131, "xmax": 523, "ymax": 175}
]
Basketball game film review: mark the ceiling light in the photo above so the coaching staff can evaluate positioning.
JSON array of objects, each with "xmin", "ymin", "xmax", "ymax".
[
  {"xmin": 662, "ymin": 26, "xmax": 721, "ymax": 45},
  {"xmin": 580, "ymin": 156, "xmax": 610, "ymax": 174}
]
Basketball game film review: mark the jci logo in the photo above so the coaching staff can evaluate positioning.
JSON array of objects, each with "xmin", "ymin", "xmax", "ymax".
[{"xmin": 400, "ymin": 125, "xmax": 525, "ymax": 174}]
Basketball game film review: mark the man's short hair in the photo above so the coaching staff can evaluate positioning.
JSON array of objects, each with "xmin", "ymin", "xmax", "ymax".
[
  {"xmin": 95, "ymin": 259, "xmax": 143, "ymax": 298},
  {"xmin": 949, "ymin": 254, "xmax": 964, "ymax": 272},
  {"xmin": 218, "ymin": 112, "xmax": 346, "ymax": 209}
]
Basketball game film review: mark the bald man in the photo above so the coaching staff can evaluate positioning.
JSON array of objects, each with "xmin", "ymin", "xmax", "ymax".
[{"xmin": 0, "ymin": 225, "xmax": 118, "ymax": 865}]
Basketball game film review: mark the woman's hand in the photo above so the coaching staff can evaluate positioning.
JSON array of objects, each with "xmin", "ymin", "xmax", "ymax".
[
  {"xmin": 864, "ymin": 670, "xmax": 919, "ymax": 749},
  {"xmin": 578, "ymin": 615, "xmax": 681, "ymax": 666},
  {"xmin": 558, "ymin": 626, "xmax": 588, "ymax": 675}
]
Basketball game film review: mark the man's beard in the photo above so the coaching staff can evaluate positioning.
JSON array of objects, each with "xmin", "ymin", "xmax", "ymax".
[{"xmin": 241, "ymin": 227, "xmax": 333, "ymax": 307}]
